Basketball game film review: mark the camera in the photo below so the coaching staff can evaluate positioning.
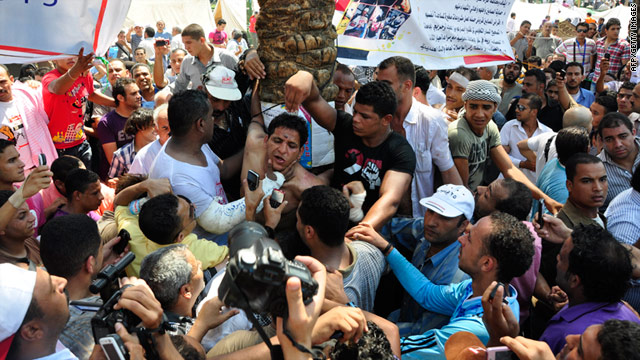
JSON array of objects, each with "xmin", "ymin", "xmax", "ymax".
[
  {"xmin": 218, "ymin": 222, "xmax": 318, "ymax": 318},
  {"xmin": 155, "ymin": 39, "xmax": 169, "ymax": 47}
]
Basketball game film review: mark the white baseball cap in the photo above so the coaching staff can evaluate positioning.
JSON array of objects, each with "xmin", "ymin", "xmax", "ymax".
[
  {"xmin": 419, "ymin": 184, "xmax": 474, "ymax": 220},
  {"xmin": 203, "ymin": 65, "xmax": 241, "ymax": 101},
  {"xmin": 0, "ymin": 264, "xmax": 36, "ymax": 359}
]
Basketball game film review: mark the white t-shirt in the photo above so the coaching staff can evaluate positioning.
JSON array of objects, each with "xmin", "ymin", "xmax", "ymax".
[
  {"xmin": 129, "ymin": 139, "xmax": 162, "ymax": 175},
  {"xmin": 501, "ymin": 119, "xmax": 553, "ymax": 183},
  {"xmin": 527, "ymin": 131, "xmax": 558, "ymax": 181},
  {"xmin": 149, "ymin": 142, "xmax": 227, "ymax": 218},
  {"xmin": 0, "ymin": 100, "xmax": 34, "ymax": 169}
]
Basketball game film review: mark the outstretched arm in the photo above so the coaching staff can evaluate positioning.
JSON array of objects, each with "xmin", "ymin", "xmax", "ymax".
[{"xmin": 284, "ymin": 71, "xmax": 337, "ymax": 132}]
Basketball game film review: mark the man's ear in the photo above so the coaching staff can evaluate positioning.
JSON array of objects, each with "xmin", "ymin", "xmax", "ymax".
[
  {"xmin": 566, "ymin": 179, "xmax": 574, "ymax": 193},
  {"xmin": 85, "ymin": 255, "xmax": 96, "ymax": 275},
  {"xmin": 381, "ymin": 113, "xmax": 393, "ymax": 126},
  {"xmin": 116, "ymin": 93, "xmax": 125, "ymax": 104},
  {"xmin": 304, "ymin": 224, "xmax": 315, "ymax": 241},
  {"xmin": 180, "ymin": 283, "xmax": 193, "ymax": 299},
  {"xmin": 480, "ymin": 255, "xmax": 497, "ymax": 273},
  {"xmin": 18, "ymin": 320, "xmax": 45, "ymax": 343},
  {"xmin": 54, "ymin": 179, "xmax": 65, "ymax": 195}
]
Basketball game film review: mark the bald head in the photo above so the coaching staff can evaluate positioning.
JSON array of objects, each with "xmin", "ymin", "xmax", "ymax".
[{"xmin": 563, "ymin": 106, "xmax": 593, "ymax": 132}]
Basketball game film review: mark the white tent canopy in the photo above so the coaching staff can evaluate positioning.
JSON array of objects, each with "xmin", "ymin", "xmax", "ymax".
[
  {"xmin": 123, "ymin": 0, "xmax": 216, "ymax": 37},
  {"xmin": 212, "ymin": 0, "xmax": 260, "ymax": 35}
]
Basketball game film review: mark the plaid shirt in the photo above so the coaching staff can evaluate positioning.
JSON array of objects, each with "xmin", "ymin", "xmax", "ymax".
[
  {"xmin": 593, "ymin": 37, "xmax": 631, "ymax": 80},
  {"xmin": 108, "ymin": 141, "xmax": 136, "ymax": 178}
]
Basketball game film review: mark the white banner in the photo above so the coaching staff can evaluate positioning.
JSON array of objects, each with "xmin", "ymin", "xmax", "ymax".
[
  {"xmin": 336, "ymin": 0, "xmax": 516, "ymax": 69},
  {"xmin": 0, "ymin": 0, "xmax": 131, "ymax": 64}
]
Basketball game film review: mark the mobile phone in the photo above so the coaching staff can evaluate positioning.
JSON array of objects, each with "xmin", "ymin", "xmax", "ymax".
[
  {"xmin": 270, "ymin": 189, "xmax": 284, "ymax": 208},
  {"xmin": 247, "ymin": 170, "xmax": 259, "ymax": 191},
  {"xmin": 38, "ymin": 154, "xmax": 47, "ymax": 166},
  {"xmin": 489, "ymin": 282, "xmax": 505, "ymax": 301},
  {"xmin": 604, "ymin": 53, "xmax": 611, "ymax": 60},
  {"xmin": 113, "ymin": 229, "xmax": 130, "ymax": 255},
  {"xmin": 99, "ymin": 334, "xmax": 128, "ymax": 360},
  {"xmin": 155, "ymin": 39, "xmax": 168, "ymax": 47},
  {"xmin": 537, "ymin": 200, "xmax": 545, "ymax": 228},
  {"xmin": 487, "ymin": 346, "xmax": 516, "ymax": 360},
  {"xmin": 558, "ymin": 69, "xmax": 566, "ymax": 79}
]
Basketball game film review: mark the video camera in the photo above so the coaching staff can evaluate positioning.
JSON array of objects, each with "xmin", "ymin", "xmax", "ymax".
[{"xmin": 218, "ymin": 221, "xmax": 318, "ymax": 318}]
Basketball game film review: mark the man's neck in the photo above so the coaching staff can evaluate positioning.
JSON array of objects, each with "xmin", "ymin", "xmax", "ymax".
[
  {"xmin": 540, "ymin": 92, "xmax": 548, "ymax": 107},
  {"xmin": 65, "ymin": 275, "xmax": 93, "ymax": 300},
  {"xmin": 520, "ymin": 117, "xmax": 539, "ymax": 135},
  {"xmin": 501, "ymin": 79, "xmax": 515, "ymax": 89},
  {"xmin": 166, "ymin": 136, "xmax": 206, "ymax": 163},
  {"xmin": 0, "ymin": 182, "xmax": 14, "ymax": 191},
  {"xmin": 141, "ymin": 87, "xmax": 154, "ymax": 101},
  {"xmin": 567, "ymin": 86, "xmax": 580, "ymax": 95},
  {"xmin": 0, "ymin": 237, "xmax": 27, "ymax": 258},
  {"xmin": 63, "ymin": 202, "xmax": 89, "ymax": 216},
  {"xmin": 362, "ymin": 127, "xmax": 392, "ymax": 148},
  {"xmin": 133, "ymin": 135, "xmax": 146, "ymax": 152},
  {"xmin": 197, "ymin": 44, "xmax": 214, "ymax": 65},
  {"xmin": 12, "ymin": 339, "xmax": 58, "ymax": 360},
  {"xmin": 425, "ymin": 238, "xmax": 457, "ymax": 258},
  {"xmin": 393, "ymin": 96, "xmax": 412, "ymax": 129},
  {"xmin": 471, "ymin": 275, "xmax": 499, "ymax": 298},
  {"xmin": 170, "ymin": 300, "xmax": 195, "ymax": 318},
  {"xmin": 576, "ymin": 37, "xmax": 586, "ymax": 45},
  {"xmin": 566, "ymin": 289, "xmax": 587, "ymax": 307},
  {"xmin": 311, "ymin": 242, "xmax": 351, "ymax": 271},
  {"xmin": 606, "ymin": 36, "xmax": 618, "ymax": 44},
  {"xmin": 569, "ymin": 197, "xmax": 599, "ymax": 219},
  {"xmin": 115, "ymin": 106, "xmax": 135, "ymax": 119}
]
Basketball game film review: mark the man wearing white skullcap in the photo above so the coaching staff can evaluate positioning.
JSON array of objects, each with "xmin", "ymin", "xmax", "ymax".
[{"xmin": 448, "ymin": 80, "xmax": 563, "ymax": 214}]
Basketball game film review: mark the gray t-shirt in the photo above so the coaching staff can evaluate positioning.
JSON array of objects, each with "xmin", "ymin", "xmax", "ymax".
[
  {"xmin": 492, "ymin": 79, "xmax": 522, "ymax": 116},
  {"xmin": 533, "ymin": 34, "xmax": 561, "ymax": 59},
  {"xmin": 508, "ymin": 32, "xmax": 529, "ymax": 60},
  {"xmin": 341, "ymin": 241, "xmax": 385, "ymax": 312},
  {"xmin": 448, "ymin": 114, "xmax": 501, "ymax": 191}
]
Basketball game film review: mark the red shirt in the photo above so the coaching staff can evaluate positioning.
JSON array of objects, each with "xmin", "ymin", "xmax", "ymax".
[
  {"xmin": 41, "ymin": 69, "xmax": 93, "ymax": 149},
  {"xmin": 249, "ymin": 15, "xmax": 257, "ymax": 33}
]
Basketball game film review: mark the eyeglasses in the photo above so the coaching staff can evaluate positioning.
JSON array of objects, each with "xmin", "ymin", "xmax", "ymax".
[
  {"xmin": 516, "ymin": 104, "xmax": 529, "ymax": 111},
  {"xmin": 577, "ymin": 29, "xmax": 588, "ymax": 33}
]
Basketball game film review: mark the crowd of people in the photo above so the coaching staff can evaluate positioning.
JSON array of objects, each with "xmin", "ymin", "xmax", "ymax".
[{"xmin": 0, "ymin": 6, "xmax": 639, "ymax": 360}]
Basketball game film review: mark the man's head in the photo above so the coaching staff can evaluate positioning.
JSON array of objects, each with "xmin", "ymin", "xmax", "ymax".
[
  {"xmin": 134, "ymin": 24, "xmax": 143, "ymax": 36},
  {"xmin": 125, "ymin": 107, "xmax": 156, "ymax": 144},
  {"xmin": 412, "ymin": 66, "xmax": 431, "ymax": 105},
  {"xmin": 352, "ymin": 81, "xmax": 397, "ymax": 139},
  {"xmin": 0, "ymin": 140, "xmax": 25, "ymax": 185},
  {"xmin": 297, "ymin": 186, "xmax": 350, "ymax": 248},
  {"xmin": 0, "ymin": 190, "xmax": 36, "ymax": 242},
  {"xmin": 605, "ymin": 18, "xmax": 621, "ymax": 40},
  {"xmin": 617, "ymin": 81, "xmax": 635, "ymax": 115},
  {"xmin": 588, "ymin": 22, "xmax": 598, "ymax": 38},
  {"xmin": 543, "ymin": 67, "xmax": 556, "ymax": 85},
  {"xmin": 53, "ymin": 55, "xmax": 78, "ymax": 73},
  {"xmin": 510, "ymin": 12, "xmax": 515, "ymax": 19},
  {"xmin": 590, "ymin": 94, "xmax": 618, "ymax": 128},
  {"xmin": 631, "ymin": 83, "xmax": 640, "ymax": 113},
  {"xmin": 522, "ymin": 69, "xmax": 546, "ymax": 96},
  {"xmin": 377, "ymin": 56, "xmax": 416, "ymax": 105},
  {"xmin": 144, "ymin": 26, "xmax": 155, "ymax": 39},
  {"xmin": 555, "ymin": 127, "xmax": 590, "ymax": 166},
  {"xmin": 419, "ymin": 184, "xmax": 473, "ymax": 247},
  {"xmin": 50, "ymin": 155, "xmax": 83, "ymax": 196},
  {"xmin": 462, "ymin": 80, "xmax": 501, "ymax": 134},
  {"xmin": 139, "ymin": 194, "xmax": 196, "ymax": 245},
  {"xmin": 40, "ymin": 214, "xmax": 102, "ymax": 281},
  {"xmin": 153, "ymin": 103, "xmax": 171, "ymax": 144},
  {"xmin": 476, "ymin": 66, "xmax": 497, "ymax": 81},
  {"xmin": 565, "ymin": 153, "xmax": 607, "ymax": 209},
  {"xmin": 156, "ymin": 20, "xmax": 165, "ymax": 33},
  {"xmin": 561, "ymin": 320, "xmax": 640, "ymax": 360},
  {"xmin": 266, "ymin": 113, "xmax": 308, "ymax": 172},
  {"xmin": 446, "ymin": 67, "xmax": 480, "ymax": 109},
  {"xmin": 107, "ymin": 59, "xmax": 130, "ymax": 87},
  {"xmin": 64, "ymin": 169, "xmax": 103, "ymax": 213},
  {"xmin": 140, "ymin": 245, "xmax": 204, "ymax": 313},
  {"xmin": 546, "ymin": 80, "xmax": 559, "ymax": 102},
  {"xmin": 556, "ymin": 224, "xmax": 631, "ymax": 303},
  {"xmin": 457, "ymin": 212, "xmax": 534, "ymax": 284},
  {"xmin": 598, "ymin": 112, "xmax": 636, "ymax": 162},
  {"xmin": 202, "ymin": 65, "xmax": 241, "ymax": 118},
  {"xmin": 575, "ymin": 22, "xmax": 589, "ymax": 41},
  {"xmin": 0, "ymin": 64, "xmax": 14, "ymax": 102},
  {"xmin": 565, "ymin": 62, "xmax": 584, "ymax": 91},
  {"xmin": 131, "ymin": 63, "xmax": 153, "ymax": 93},
  {"xmin": 182, "ymin": 24, "xmax": 207, "ymax": 57},
  {"xmin": 134, "ymin": 47, "xmax": 147, "ymax": 64},
  {"xmin": 474, "ymin": 178, "xmax": 532, "ymax": 221},
  {"xmin": 333, "ymin": 64, "xmax": 355, "ymax": 111},
  {"xmin": 541, "ymin": 21, "xmax": 553, "ymax": 36},
  {"xmin": 172, "ymin": 26, "xmax": 182, "ymax": 37},
  {"xmin": 562, "ymin": 106, "xmax": 593, "ymax": 132},
  {"xmin": 216, "ymin": 19, "xmax": 227, "ymax": 31},
  {"xmin": 503, "ymin": 62, "xmax": 522, "ymax": 86},
  {"xmin": 519, "ymin": 20, "xmax": 531, "ymax": 35},
  {"xmin": 1, "ymin": 264, "xmax": 69, "ymax": 359},
  {"xmin": 167, "ymin": 90, "xmax": 212, "ymax": 142},
  {"xmin": 112, "ymin": 77, "xmax": 141, "ymax": 110},
  {"xmin": 170, "ymin": 48, "xmax": 187, "ymax": 75},
  {"xmin": 515, "ymin": 93, "xmax": 541, "ymax": 123}
]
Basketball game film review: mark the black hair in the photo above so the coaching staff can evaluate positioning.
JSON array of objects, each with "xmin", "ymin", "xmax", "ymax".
[
  {"xmin": 568, "ymin": 224, "xmax": 632, "ymax": 303},
  {"xmin": 594, "ymin": 94, "xmax": 618, "ymax": 113},
  {"xmin": 336, "ymin": 63, "xmax": 354, "ymax": 78},
  {"xmin": 543, "ymin": 67, "xmax": 556, "ymax": 79},
  {"xmin": 565, "ymin": 153, "xmax": 602, "ymax": 182},
  {"xmin": 597, "ymin": 112, "xmax": 633, "ymax": 138},
  {"xmin": 355, "ymin": 81, "xmax": 397, "ymax": 119},
  {"xmin": 18, "ymin": 64, "xmax": 36, "ymax": 81},
  {"xmin": 446, "ymin": 66, "xmax": 480, "ymax": 82},
  {"xmin": 131, "ymin": 63, "xmax": 151, "ymax": 77},
  {"xmin": 565, "ymin": 61, "xmax": 584, "ymax": 75},
  {"xmin": 520, "ymin": 93, "xmax": 542, "ymax": 111},
  {"xmin": 330, "ymin": 321, "xmax": 394, "ymax": 360},
  {"xmin": 115, "ymin": 174, "xmax": 148, "ymax": 195},
  {"xmin": 378, "ymin": 56, "xmax": 416, "ymax": 85},
  {"xmin": 546, "ymin": 79, "xmax": 558, "ymax": 89},
  {"xmin": 266, "ymin": 113, "xmax": 308, "ymax": 148},
  {"xmin": 50, "ymin": 155, "xmax": 82, "ymax": 182},
  {"xmin": 0, "ymin": 139, "xmax": 15, "ymax": 154},
  {"xmin": 135, "ymin": 47, "xmax": 146, "ymax": 55},
  {"xmin": 182, "ymin": 24, "xmax": 205, "ymax": 40},
  {"xmin": 605, "ymin": 17, "xmax": 621, "ymax": 30},
  {"xmin": 525, "ymin": 56, "xmax": 542, "ymax": 67},
  {"xmin": 298, "ymin": 186, "xmax": 350, "ymax": 247},
  {"xmin": 548, "ymin": 60, "xmax": 567, "ymax": 73},
  {"xmin": 40, "ymin": 214, "xmax": 101, "ymax": 278},
  {"xmin": 556, "ymin": 127, "xmax": 590, "ymax": 165},
  {"xmin": 598, "ymin": 320, "xmax": 640, "ymax": 359},
  {"xmin": 486, "ymin": 212, "xmax": 534, "ymax": 284},
  {"xmin": 170, "ymin": 335, "xmax": 205, "ymax": 360},
  {"xmin": 414, "ymin": 66, "xmax": 430, "ymax": 94},
  {"xmin": 520, "ymin": 20, "xmax": 531, "ymax": 27},
  {"xmin": 112, "ymin": 77, "xmax": 136, "ymax": 107},
  {"xmin": 217, "ymin": 19, "xmax": 227, "ymax": 26},
  {"xmin": 124, "ymin": 107, "xmax": 154, "ymax": 136},
  {"xmin": 524, "ymin": 69, "xmax": 546, "ymax": 86},
  {"xmin": 619, "ymin": 81, "xmax": 635, "ymax": 92},
  {"xmin": 576, "ymin": 22, "xmax": 589, "ymax": 30},
  {"xmin": 139, "ymin": 193, "xmax": 182, "ymax": 245},
  {"xmin": 167, "ymin": 90, "xmax": 210, "ymax": 137},
  {"xmin": 494, "ymin": 179, "xmax": 532, "ymax": 221},
  {"xmin": 145, "ymin": 26, "xmax": 155, "ymax": 38},
  {"xmin": 64, "ymin": 169, "xmax": 100, "ymax": 201}
]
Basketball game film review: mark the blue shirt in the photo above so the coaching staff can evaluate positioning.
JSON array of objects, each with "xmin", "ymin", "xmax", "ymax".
[
  {"xmin": 573, "ymin": 87, "xmax": 595, "ymax": 108},
  {"xmin": 386, "ymin": 249, "xmax": 520, "ymax": 359},
  {"xmin": 382, "ymin": 217, "xmax": 469, "ymax": 336},
  {"xmin": 154, "ymin": 31, "xmax": 172, "ymax": 40},
  {"xmin": 532, "ymin": 158, "xmax": 567, "ymax": 218},
  {"xmin": 605, "ymin": 188, "xmax": 640, "ymax": 245}
]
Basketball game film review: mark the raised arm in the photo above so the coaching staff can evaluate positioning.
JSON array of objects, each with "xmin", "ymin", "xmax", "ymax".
[
  {"xmin": 47, "ymin": 48, "xmax": 93, "ymax": 95},
  {"xmin": 284, "ymin": 70, "xmax": 337, "ymax": 131},
  {"xmin": 361, "ymin": 170, "xmax": 412, "ymax": 230},
  {"xmin": 153, "ymin": 42, "xmax": 170, "ymax": 89}
]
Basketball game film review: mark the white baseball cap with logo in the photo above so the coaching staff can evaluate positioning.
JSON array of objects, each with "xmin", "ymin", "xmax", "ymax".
[
  {"xmin": 203, "ymin": 65, "xmax": 242, "ymax": 102},
  {"xmin": 419, "ymin": 184, "xmax": 475, "ymax": 220}
]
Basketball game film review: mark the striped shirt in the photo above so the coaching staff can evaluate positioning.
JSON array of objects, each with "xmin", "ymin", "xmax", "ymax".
[
  {"xmin": 598, "ymin": 137, "xmax": 640, "ymax": 210},
  {"xmin": 593, "ymin": 37, "xmax": 631, "ymax": 80},
  {"xmin": 555, "ymin": 37, "xmax": 597, "ymax": 73},
  {"xmin": 108, "ymin": 141, "xmax": 136, "ymax": 178},
  {"xmin": 605, "ymin": 188, "xmax": 640, "ymax": 245}
]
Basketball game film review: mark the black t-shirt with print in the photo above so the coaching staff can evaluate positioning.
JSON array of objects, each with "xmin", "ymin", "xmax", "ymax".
[{"xmin": 331, "ymin": 111, "xmax": 416, "ymax": 212}]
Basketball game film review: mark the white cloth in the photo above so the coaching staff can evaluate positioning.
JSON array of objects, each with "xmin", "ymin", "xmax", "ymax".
[
  {"xmin": 34, "ymin": 348, "xmax": 78, "ymax": 360},
  {"xmin": 129, "ymin": 139, "xmax": 162, "ymax": 175},
  {"xmin": 171, "ymin": 34, "xmax": 184, "ymax": 51},
  {"xmin": 137, "ymin": 38, "xmax": 156, "ymax": 60},
  {"xmin": 427, "ymin": 86, "xmax": 446, "ymax": 108},
  {"xmin": 149, "ymin": 142, "xmax": 227, "ymax": 218},
  {"xmin": 0, "ymin": 100, "xmax": 34, "ymax": 169},
  {"xmin": 527, "ymin": 131, "xmax": 558, "ymax": 181},
  {"xmin": 506, "ymin": 18, "xmax": 516, "ymax": 33},
  {"xmin": 403, "ymin": 99, "xmax": 455, "ymax": 218},
  {"xmin": 500, "ymin": 119, "xmax": 552, "ymax": 183}
]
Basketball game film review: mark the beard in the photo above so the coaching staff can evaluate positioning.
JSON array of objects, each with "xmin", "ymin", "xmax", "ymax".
[{"xmin": 504, "ymin": 73, "xmax": 517, "ymax": 84}]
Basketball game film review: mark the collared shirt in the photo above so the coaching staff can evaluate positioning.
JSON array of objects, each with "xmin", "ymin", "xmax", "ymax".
[
  {"xmin": 540, "ymin": 301, "xmax": 640, "ymax": 354},
  {"xmin": 555, "ymin": 37, "xmax": 597, "ymax": 73},
  {"xmin": 166, "ymin": 311, "xmax": 195, "ymax": 336},
  {"xmin": 381, "ymin": 217, "xmax": 469, "ymax": 337},
  {"xmin": 170, "ymin": 47, "xmax": 222, "ymax": 93},
  {"xmin": 60, "ymin": 295, "xmax": 101, "ymax": 359},
  {"xmin": 570, "ymin": 87, "xmax": 595, "ymax": 108},
  {"xmin": 593, "ymin": 37, "xmax": 631, "ymax": 80},
  {"xmin": 500, "ymin": 118, "xmax": 553, "ymax": 183},
  {"xmin": 108, "ymin": 141, "xmax": 136, "ymax": 178},
  {"xmin": 605, "ymin": 188, "xmax": 640, "ymax": 245},
  {"xmin": 557, "ymin": 199, "xmax": 607, "ymax": 230},
  {"xmin": 403, "ymin": 100, "xmax": 455, "ymax": 217},
  {"xmin": 597, "ymin": 137, "xmax": 640, "ymax": 210}
]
